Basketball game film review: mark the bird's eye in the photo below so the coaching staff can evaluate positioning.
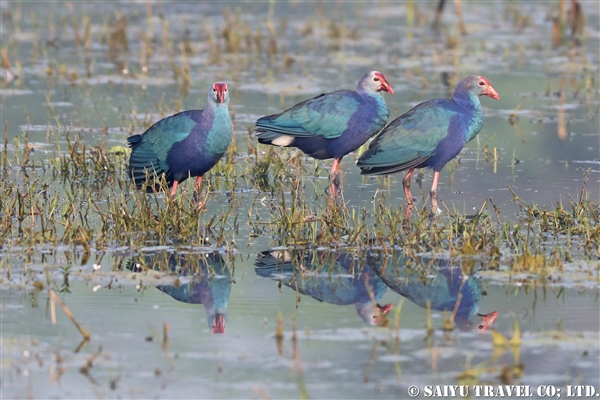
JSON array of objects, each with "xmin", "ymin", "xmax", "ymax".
[
  {"xmin": 477, "ymin": 324, "xmax": 485, "ymax": 330},
  {"xmin": 374, "ymin": 77, "xmax": 380, "ymax": 82},
  {"xmin": 478, "ymin": 81, "xmax": 485, "ymax": 86},
  {"xmin": 213, "ymin": 88, "xmax": 217, "ymax": 91},
  {"xmin": 224, "ymin": 88, "xmax": 228, "ymax": 91}
]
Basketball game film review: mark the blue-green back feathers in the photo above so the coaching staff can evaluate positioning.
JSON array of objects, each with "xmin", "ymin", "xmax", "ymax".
[
  {"xmin": 357, "ymin": 99, "xmax": 462, "ymax": 173},
  {"xmin": 255, "ymin": 71, "xmax": 393, "ymax": 161},
  {"xmin": 127, "ymin": 111, "xmax": 200, "ymax": 186},
  {"xmin": 256, "ymin": 90, "xmax": 361, "ymax": 140},
  {"xmin": 357, "ymin": 76, "xmax": 498, "ymax": 175}
]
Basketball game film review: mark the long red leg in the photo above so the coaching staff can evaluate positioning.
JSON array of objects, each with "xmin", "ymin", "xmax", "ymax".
[
  {"xmin": 403, "ymin": 168, "xmax": 415, "ymax": 220},
  {"xmin": 329, "ymin": 158, "xmax": 341, "ymax": 200},
  {"xmin": 170, "ymin": 180, "xmax": 179, "ymax": 197},
  {"xmin": 402, "ymin": 168, "xmax": 415, "ymax": 203},
  {"xmin": 430, "ymin": 170, "xmax": 440, "ymax": 214},
  {"xmin": 195, "ymin": 176, "xmax": 203, "ymax": 191}
]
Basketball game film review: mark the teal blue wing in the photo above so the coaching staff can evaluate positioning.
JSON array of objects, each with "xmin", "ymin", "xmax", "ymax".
[
  {"xmin": 255, "ymin": 90, "xmax": 360, "ymax": 140},
  {"xmin": 357, "ymin": 99, "xmax": 454, "ymax": 172},
  {"xmin": 139, "ymin": 111, "xmax": 197, "ymax": 161},
  {"xmin": 128, "ymin": 111, "xmax": 198, "ymax": 185}
]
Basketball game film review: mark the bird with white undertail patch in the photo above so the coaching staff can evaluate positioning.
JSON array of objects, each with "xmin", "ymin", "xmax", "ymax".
[{"xmin": 255, "ymin": 71, "xmax": 393, "ymax": 199}]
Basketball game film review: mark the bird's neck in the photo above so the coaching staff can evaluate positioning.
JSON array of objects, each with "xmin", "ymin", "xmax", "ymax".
[
  {"xmin": 454, "ymin": 91, "xmax": 484, "ymax": 142},
  {"xmin": 456, "ymin": 277, "xmax": 482, "ymax": 318},
  {"xmin": 204, "ymin": 105, "xmax": 232, "ymax": 155},
  {"xmin": 453, "ymin": 90, "xmax": 481, "ymax": 111},
  {"xmin": 359, "ymin": 89, "xmax": 382, "ymax": 99},
  {"xmin": 211, "ymin": 104, "xmax": 232, "ymax": 128},
  {"xmin": 361, "ymin": 90, "xmax": 388, "ymax": 114}
]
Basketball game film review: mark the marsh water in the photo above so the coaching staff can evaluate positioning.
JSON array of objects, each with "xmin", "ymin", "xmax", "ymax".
[{"xmin": 1, "ymin": 1, "xmax": 599, "ymax": 399}]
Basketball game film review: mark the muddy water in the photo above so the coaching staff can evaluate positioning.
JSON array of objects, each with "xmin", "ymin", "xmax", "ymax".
[{"xmin": 1, "ymin": 1, "xmax": 599, "ymax": 399}]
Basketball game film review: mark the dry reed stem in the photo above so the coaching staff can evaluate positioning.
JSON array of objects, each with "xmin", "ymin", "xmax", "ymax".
[{"xmin": 49, "ymin": 290, "xmax": 91, "ymax": 341}]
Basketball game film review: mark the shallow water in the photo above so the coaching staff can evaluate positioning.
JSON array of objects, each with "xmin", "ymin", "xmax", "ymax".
[
  {"xmin": 2, "ymin": 250, "xmax": 599, "ymax": 398},
  {"xmin": 1, "ymin": 1, "xmax": 599, "ymax": 399}
]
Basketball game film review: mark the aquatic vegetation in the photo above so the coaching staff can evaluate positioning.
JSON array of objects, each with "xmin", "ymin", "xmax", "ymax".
[{"xmin": 1, "ymin": 132, "xmax": 596, "ymax": 282}]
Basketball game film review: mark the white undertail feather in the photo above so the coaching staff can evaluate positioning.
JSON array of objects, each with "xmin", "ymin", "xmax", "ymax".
[{"xmin": 271, "ymin": 135, "xmax": 294, "ymax": 147}]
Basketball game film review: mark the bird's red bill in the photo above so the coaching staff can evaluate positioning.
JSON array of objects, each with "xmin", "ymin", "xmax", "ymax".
[
  {"xmin": 479, "ymin": 310, "xmax": 499, "ymax": 331},
  {"xmin": 213, "ymin": 314, "xmax": 226, "ymax": 334},
  {"xmin": 214, "ymin": 82, "xmax": 228, "ymax": 103},
  {"xmin": 378, "ymin": 303, "xmax": 393, "ymax": 315},
  {"xmin": 375, "ymin": 72, "xmax": 394, "ymax": 94},
  {"xmin": 481, "ymin": 78, "xmax": 499, "ymax": 100},
  {"xmin": 373, "ymin": 303, "xmax": 393, "ymax": 324}
]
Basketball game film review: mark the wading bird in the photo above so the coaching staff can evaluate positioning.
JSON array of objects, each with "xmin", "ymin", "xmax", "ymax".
[
  {"xmin": 128, "ymin": 82, "xmax": 232, "ymax": 198},
  {"xmin": 255, "ymin": 71, "xmax": 393, "ymax": 198},
  {"xmin": 357, "ymin": 76, "xmax": 499, "ymax": 215}
]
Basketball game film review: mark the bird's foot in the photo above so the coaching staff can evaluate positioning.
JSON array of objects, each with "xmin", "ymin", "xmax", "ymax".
[
  {"xmin": 326, "ymin": 170, "xmax": 342, "ymax": 199},
  {"xmin": 331, "ymin": 173, "xmax": 341, "ymax": 187},
  {"xmin": 426, "ymin": 207, "xmax": 442, "ymax": 219},
  {"xmin": 325, "ymin": 183, "xmax": 341, "ymax": 199}
]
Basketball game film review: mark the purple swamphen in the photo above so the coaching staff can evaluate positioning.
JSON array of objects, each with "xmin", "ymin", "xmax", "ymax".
[
  {"xmin": 254, "ymin": 71, "xmax": 393, "ymax": 197},
  {"xmin": 255, "ymin": 249, "xmax": 392, "ymax": 325},
  {"xmin": 128, "ymin": 82, "xmax": 232, "ymax": 197},
  {"xmin": 367, "ymin": 250, "xmax": 498, "ymax": 331},
  {"xmin": 127, "ymin": 252, "xmax": 231, "ymax": 334},
  {"xmin": 357, "ymin": 76, "xmax": 499, "ymax": 214}
]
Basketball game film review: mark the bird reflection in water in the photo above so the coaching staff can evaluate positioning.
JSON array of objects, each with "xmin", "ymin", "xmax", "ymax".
[
  {"xmin": 255, "ymin": 249, "xmax": 392, "ymax": 325},
  {"xmin": 127, "ymin": 251, "xmax": 231, "ymax": 334},
  {"xmin": 366, "ymin": 250, "xmax": 497, "ymax": 331}
]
